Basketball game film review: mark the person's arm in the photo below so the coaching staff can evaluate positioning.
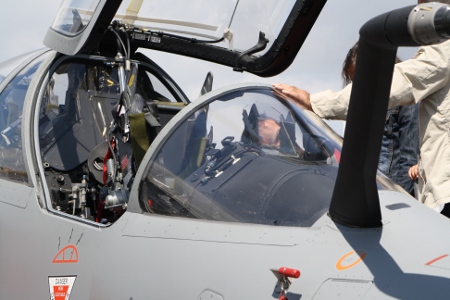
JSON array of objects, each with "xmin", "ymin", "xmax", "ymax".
[
  {"xmin": 274, "ymin": 40, "xmax": 450, "ymax": 120},
  {"xmin": 272, "ymin": 83, "xmax": 352, "ymax": 120},
  {"xmin": 309, "ymin": 85, "xmax": 352, "ymax": 120}
]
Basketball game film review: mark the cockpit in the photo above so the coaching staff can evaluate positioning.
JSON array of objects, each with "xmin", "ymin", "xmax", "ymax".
[
  {"xmin": 0, "ymin": 48, "xmax": 403, "ymax": 227},
  {"xmin": 34, "ymin": 54, "xmax": 348, "ymax": 227},
  {"xmin": 139, "ymin": 87, "xmax": 344, "ymax": 227},
  {"xmin": 35, "ymin": 54, "xmax": 188, "ymax": 225}
]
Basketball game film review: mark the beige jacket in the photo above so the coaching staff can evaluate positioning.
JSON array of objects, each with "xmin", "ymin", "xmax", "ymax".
[{"xmin": 310, "ymin": 39, "xmax": 450, "ymax": 208}]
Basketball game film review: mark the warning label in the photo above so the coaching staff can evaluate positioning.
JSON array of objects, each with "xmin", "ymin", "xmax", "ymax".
[{"xmin": 48, "ymin": 276, "xmax": 76, "ymax": 300}]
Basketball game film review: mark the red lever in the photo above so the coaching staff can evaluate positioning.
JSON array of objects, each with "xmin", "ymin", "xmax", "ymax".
[{"xmin": 278, "ymin": 267, "xmax": 300, "ymax": 279}]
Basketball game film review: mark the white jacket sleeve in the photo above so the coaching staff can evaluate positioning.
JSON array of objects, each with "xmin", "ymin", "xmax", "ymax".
[
  {"xmin": 310, "ymin": 39, "xmax": 450, "ymax": 119},
  {"xmin": 310, "ymin": 84, "xmax": 352, "ymax": 120}
]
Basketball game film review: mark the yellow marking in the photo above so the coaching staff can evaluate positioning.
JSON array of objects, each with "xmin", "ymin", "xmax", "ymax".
[
  {"xmin": 106, "ymin": 79, "xmax": 115, "ymax": 87},
  {"xmin": 128, "ymin": 74, "xmax": 136, "ymax": 87}
]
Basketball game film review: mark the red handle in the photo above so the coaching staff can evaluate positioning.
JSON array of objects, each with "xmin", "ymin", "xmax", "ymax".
[{"xmin": 278, "ymin": 267, "xmax": 300, "ymax": 278}]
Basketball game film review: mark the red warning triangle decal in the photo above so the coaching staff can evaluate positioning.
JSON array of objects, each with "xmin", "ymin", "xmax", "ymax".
[{"xmin": 48, "ymin": 276, "xmax": 76, "ymax": 300}]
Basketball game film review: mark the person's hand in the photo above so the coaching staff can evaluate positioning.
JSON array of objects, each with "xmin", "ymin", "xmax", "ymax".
[
  {"xmin": 272, "ymin": 83, "xmax": 312, "ymax": 111},
  {"xmin": 408, "ymin": 164, "xmax": 419, "ymax": 180}
]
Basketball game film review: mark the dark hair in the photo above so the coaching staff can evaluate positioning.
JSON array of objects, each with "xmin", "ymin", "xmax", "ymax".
[
  {"xmin": 342, "ymin": 42, "xmax": 358, "ymax": 86},
  {"xmin": 342, "ymin": 42, "xmax": 402, "ymax": 87}
]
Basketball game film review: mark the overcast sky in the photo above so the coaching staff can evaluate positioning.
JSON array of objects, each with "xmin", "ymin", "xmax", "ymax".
[{"xmin": 0, "ymin": 0, "xmax": 419, "ymax": 134}]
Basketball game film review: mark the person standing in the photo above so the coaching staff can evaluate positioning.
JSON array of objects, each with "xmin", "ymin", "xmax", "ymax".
[
  {"xmin": 342, "ymin": 42, "xmax": 419, "ymax": 196},
  {"xmin": 273, "ymin": 0, "xmax": 450, "ymax": 216}
]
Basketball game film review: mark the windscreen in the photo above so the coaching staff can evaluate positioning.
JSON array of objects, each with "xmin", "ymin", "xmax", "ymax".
[
  {"xmin": 0, "ymin": 50, "xmax": 45, "ymax": 85},
  {"xmin": 0, "ymin": 52, "xmax": 53, "ymax": 183}
]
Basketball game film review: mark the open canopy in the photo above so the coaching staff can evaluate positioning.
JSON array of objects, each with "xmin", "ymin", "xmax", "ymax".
[{"xmin": 43, "ymin": 0, "xmax": 326, "ymax": 77}]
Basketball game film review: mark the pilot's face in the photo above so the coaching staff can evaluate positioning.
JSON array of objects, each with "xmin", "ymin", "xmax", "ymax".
[{"xmin": 258, "ymin": 118, "xmax": 281, "ymax": 147}]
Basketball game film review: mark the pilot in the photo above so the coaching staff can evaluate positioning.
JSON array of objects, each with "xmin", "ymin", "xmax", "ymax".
[
  {"xmin": 273, "ymin": 0, "xmax": 450, "ymax": 216},
  {"xmin": 258, "ymin": 117, "xmax": 281, "ymax": 148},
  {"xmin": 256, "ymin": 115, "xmax": 307, "ymax": 159}
]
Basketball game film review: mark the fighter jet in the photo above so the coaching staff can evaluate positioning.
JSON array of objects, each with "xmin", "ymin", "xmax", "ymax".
[{"xmin": 1, "ymin": 0, "xmax": 450, "ymax": 299}]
